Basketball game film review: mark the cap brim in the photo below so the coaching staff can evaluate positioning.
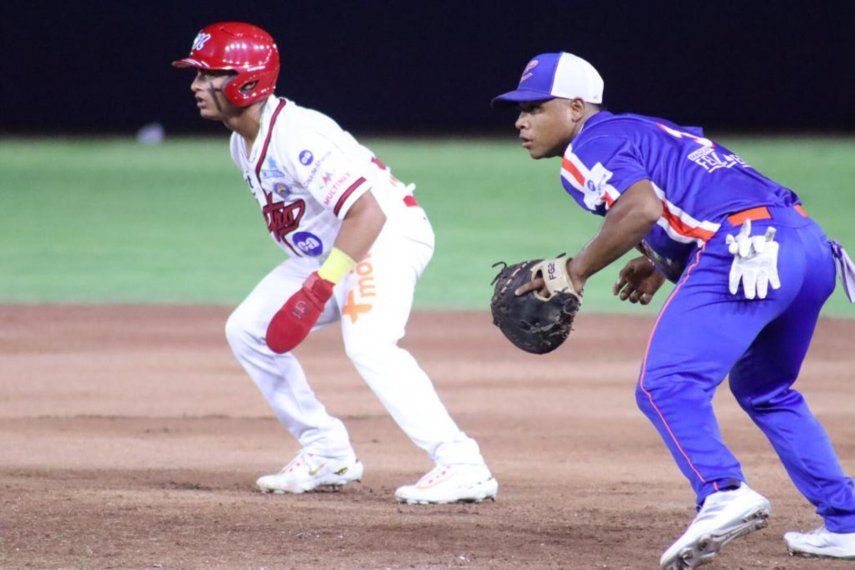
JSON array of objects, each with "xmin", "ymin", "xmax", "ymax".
[{"xmin": 491, "ymin": 89, "xmax": 555, "ymax": 108}]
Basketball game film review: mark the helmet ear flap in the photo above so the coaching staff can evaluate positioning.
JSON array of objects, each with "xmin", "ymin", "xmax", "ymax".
[
  {"xmin": 222, "ymin": 75, "xmax": 251, "ymax": 106},
  {"xmin": 239, "ymin": 80, "xmax": 259, "ymax": 94},
  {"xmin": 222, "ymin": 69, "xmax": 277, "ymax": 107}
]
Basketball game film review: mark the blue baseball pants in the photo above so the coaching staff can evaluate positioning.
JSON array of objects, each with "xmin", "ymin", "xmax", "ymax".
[{"xmin": 636, "ymin": 205, "xmax": 855, "ymax": 532}]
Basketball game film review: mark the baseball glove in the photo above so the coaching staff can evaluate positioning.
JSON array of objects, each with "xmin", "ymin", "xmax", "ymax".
[{"xmin": 490, "ymin": 257, "xmax": 582, "ymax": 355}]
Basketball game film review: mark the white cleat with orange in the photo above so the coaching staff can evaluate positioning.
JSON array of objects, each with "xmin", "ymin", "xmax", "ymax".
[{"xmin": 395, "ymin": 463, "xmax": 498, "ymax": 505}]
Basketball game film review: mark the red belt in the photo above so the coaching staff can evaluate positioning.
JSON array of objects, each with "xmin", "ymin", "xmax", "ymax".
[{"xmin": 726, "ymin": 204, "xmax": 808, "ymax": 226}]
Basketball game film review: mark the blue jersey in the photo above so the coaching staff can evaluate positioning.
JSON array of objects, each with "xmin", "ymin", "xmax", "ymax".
[{"xmin": 560, "ymin": 111, "xmax": 800, "ymax": 280}]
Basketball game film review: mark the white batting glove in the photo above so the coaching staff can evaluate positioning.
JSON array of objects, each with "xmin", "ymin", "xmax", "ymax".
[{"xmin": 725, "ymin": 218, "xmax": 781, "ymax": 300}]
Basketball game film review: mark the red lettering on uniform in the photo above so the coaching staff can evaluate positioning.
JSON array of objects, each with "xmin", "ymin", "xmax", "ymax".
[{"xmin": 262, "ymin": 191, "xmax": 305, "ymax": 243}]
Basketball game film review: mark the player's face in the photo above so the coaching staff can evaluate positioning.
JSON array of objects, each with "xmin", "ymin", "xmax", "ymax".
[
  {"xmin": 514, "ymin": 99, "xmax": 577, "ymax": 159},
  {"xmin": 191, "ymin": 70, "xmax": 237, "ymax": 120}
]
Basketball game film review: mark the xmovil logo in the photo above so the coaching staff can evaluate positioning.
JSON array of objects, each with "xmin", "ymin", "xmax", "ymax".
[
  {"xmin": 192, "ymin": 32, "xmax": 212, "ymax": 52},
  {"xmin": 299, "ymin": 150, "xmax": 314, "ymax": 165},
  {"xmin": 292, "ymin": 231, "xmax": 323, "ymax": 256}
]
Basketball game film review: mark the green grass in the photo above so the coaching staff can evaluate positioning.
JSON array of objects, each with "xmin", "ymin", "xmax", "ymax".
[{"xmin": 2, "ymin": 136, "xmax": 854, "ymax": 316}]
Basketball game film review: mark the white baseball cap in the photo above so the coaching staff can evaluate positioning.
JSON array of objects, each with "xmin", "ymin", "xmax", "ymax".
[{"xmin": 492, "ymin": 52, "xmax": 604, "ymax": 106}]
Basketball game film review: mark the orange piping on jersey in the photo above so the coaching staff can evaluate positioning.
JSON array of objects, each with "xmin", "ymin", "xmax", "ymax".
[
  {"xmin": 561, "ymin": 157, "xmax": 585, "ymax": 185},
  {"xmin": 660, "ymin": 202, "xmax": 717, "ymax": 241}
]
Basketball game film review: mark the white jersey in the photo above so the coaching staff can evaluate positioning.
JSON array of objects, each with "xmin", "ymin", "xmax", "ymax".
[
  {"xmin": 230, "ymin": 95, "xmax": 416, "ymax": 258},
  {"xmin": 223, "ymin": 99, "xmax": 485, "ymax": 472}
]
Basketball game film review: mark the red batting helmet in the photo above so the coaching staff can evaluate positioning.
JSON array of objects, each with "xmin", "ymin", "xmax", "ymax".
[{"xmin": 172, "ymin": 22, "xmax": 280, "ymax": 107}]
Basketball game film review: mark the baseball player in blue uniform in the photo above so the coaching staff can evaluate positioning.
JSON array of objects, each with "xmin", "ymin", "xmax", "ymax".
[{"xmin": 493, "ymin": 52, "xmax": 855, "ymax": 568}]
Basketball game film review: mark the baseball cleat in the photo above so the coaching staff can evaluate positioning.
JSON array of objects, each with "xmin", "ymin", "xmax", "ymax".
[
  {"xmin": 395, "ymin": 463, "xmax": 498, "ymax": 505},
  {"xmin": 660, "ymin": 484, "xmax": 771, "ymax": 569},
  {"xmin": 784, "ymin": 526, "xmax": 855, "ymax": 559},
  {"xmin": 256, "ymin": 450, "xmax": 363, "ymax": 494}
]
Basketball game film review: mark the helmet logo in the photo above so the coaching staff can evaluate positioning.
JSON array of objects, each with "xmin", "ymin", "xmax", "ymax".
[{"xmin": 192, "ymin": 32, "xmax": 212, "ymax": 52}]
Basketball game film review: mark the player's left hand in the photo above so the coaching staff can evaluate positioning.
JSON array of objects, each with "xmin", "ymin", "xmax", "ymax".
[
  {"xmin": 266, "ymin": 272, "xmax": 335, "ymax": 353},
  {"xmin": 515, "ymin": 257, "xmax": 585, "ymax": 298},
  {"xmin": 726, "ymin": 219, "xmax": 781, "ymax": 300},
  {"xmin": 492, "ymin": 258, "xmax": 582, "ymax": 354}
]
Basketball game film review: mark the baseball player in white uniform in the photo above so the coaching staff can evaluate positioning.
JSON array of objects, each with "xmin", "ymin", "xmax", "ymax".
[{"xmin": 172, "ymin": 22, "xmax": 498, "ymax": 504}]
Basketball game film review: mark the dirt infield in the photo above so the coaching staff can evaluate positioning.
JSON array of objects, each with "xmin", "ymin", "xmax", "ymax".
[{"xmin": 2, "ymin": 305, "xmax": 854, "ymax": 568}]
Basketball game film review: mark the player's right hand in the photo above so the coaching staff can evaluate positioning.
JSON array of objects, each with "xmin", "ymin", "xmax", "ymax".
[
  {"xmin": 613, "ymin": 256, "xmax": 666, "ymax": 305},
  {"xmin": 266, "ymin": 272, "xmax": 335, "ymax": 353}
]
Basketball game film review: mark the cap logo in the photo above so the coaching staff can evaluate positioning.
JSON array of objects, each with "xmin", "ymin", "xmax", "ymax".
[
  {"xmin": 192, "ymin": 32, "xmax": 212, "ymax": 52},
  {"xmin": 520, "ymin": 59, "xmax": 539, "ymax": 83}
]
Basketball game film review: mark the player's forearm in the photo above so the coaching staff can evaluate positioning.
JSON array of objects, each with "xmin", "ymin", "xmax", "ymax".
[
  {"xmin": 569, "ymin": 181, "xmax": 662, "ymax": 285},
  {"xmin": 332, "ymin": 190, "xmax": 386, "ymax": 262},
  {"xmin": 571, "ymin": 211, "xmax": 656, "ymax": 281}
]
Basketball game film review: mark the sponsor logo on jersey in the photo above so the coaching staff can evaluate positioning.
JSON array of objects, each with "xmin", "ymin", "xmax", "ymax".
[
  {"xmin": 192, "ymin": 32, "xmax": 212, "ymax": 52},
  {"xmin": 261, "ymin": 156, "xmax": 285, "ymax": 180},
  {"xmin": 304, "ymin": 151, "xmax": 333, "ymax": 186},
  {"xmin": 299, "ymin": 150, "xmax": 314, "ymax": 165},
  {"xmin": 292, "ymin": 231, "xmax": 324, "ymax": 256},
  {"xmin": 321, "ymin": 173, "xmax": 355, "ymax": 207},
  {"xmin": 273, "ymin": 182, "xmax": 290, "ymax": 195}
]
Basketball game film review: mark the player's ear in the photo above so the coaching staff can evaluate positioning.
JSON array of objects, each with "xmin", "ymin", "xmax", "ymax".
[{"xmin": 569, "ymin": 98, "xmax": 586, "ymax": 121}]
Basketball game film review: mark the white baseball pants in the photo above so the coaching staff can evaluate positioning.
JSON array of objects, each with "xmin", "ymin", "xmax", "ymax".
[{"xmin": 225, "ymin": 207, "xmax": 484, "ymax": 466}]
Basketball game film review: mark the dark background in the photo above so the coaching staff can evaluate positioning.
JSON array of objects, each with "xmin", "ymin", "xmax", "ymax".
[{"xmin": 3, "ymin": 1, "xmax": 854, "ymax": 135}]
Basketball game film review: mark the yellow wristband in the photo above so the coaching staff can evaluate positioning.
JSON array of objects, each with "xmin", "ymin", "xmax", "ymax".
[{"xmin": 317, "ymin": 247, "xmax": 357, "ymax": 284}]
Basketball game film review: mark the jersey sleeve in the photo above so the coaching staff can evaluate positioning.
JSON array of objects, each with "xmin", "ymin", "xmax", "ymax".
[
  {"xmin": 561, "ymin": 135, "xmax": 649, "ymax": 213},
  {"xmin": 279, "ymin": 129, "xmax": 372, "ymax": 220}
]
